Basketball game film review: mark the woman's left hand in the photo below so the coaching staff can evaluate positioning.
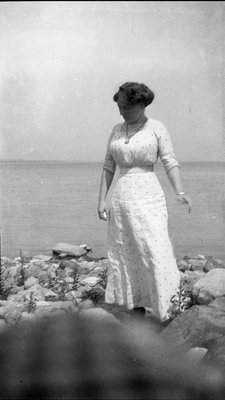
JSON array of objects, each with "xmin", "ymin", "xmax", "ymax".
[{"xmin": 176, "ymin": 194, "xmax": 192, "ymax": 214}]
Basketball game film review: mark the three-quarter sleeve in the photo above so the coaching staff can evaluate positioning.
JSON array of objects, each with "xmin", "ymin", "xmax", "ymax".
[
  {"xmin": 103, "ymin": 130, "xmax": 116, "ymax": 174},
  {"xmin": 155, "ymin": 122, "xmax": 180, "ymax": 173}
]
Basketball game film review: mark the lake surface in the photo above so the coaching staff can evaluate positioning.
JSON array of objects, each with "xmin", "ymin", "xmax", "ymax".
[{"xmin": 0, "ymin": 161, "xmax": 224, "ymax": 260}]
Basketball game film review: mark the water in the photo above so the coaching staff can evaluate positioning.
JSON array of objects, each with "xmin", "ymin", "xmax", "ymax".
[{"xmin": 0, "ymin": 161, "xmax": 224, "ymax": 260}]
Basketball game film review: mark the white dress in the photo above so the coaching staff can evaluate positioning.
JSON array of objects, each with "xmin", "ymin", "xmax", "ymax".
[{"xmin": 103, "ymin": 118, "xmax": 181, "ymax": 322}]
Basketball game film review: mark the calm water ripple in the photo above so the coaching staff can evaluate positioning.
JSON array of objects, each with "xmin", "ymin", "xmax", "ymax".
[{"xmin": 0, "ymin": 161, "xmax": 224, "ymax": 260}]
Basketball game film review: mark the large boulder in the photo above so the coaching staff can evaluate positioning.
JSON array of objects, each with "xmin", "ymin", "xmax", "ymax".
[
  {"xmin": 209, "ymin": 297, "xmax": 225, "ymax": 310},
  {"xmin": 192, "ymin": 269, "xmax": 225, "ymax": 304},
  {"xmin": 203, "ymin": 337, "xmax": 225, "ymax": 371},
  {"xmin": 52, "ymin": 243, "xmax": 87, "ymax": 257},
  {"xmin": 160, "ymin": 304, "xmax": 225, "ymax": 352}
]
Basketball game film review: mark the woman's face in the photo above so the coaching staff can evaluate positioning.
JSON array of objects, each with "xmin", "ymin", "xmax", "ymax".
[{"xmin": 116, "ymin": 93, "xmax": 145, "ymax": 123}]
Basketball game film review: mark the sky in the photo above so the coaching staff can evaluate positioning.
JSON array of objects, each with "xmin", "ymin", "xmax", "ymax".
[{"xmin": 0, "ymin": 1, "xmax": 224, "ymax": 162}]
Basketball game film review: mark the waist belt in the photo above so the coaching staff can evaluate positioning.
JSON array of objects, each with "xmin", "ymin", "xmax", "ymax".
[{"xmin": 119, "ymin": 166, "xmax": 154, "ymax": 175}]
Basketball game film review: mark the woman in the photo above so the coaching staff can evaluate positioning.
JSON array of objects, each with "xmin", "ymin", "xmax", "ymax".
[{"xmin": 98, "ymin": 82, "xmax": 192, "ymax": 322}]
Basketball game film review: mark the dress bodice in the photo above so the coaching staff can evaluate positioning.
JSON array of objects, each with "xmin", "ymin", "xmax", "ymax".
[{"xmin": 103, "ymin": 118, "xmax": 180, "ymax": 174}]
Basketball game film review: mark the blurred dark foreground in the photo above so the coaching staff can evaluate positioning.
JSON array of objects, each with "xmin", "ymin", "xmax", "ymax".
[{"xmin": 0, "ymin": 311, "xmax": 224, "ymax": 400}]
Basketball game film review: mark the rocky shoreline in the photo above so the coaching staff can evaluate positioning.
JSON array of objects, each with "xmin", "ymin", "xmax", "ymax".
[{"xmin": 1, "ymin": 243, "xmax": 225, "ymax": 371}]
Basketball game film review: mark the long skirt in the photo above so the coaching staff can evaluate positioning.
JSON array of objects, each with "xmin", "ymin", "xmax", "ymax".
[{"xmin": 105, "ymin": 167, "xmax": 180, "ymax": 322}]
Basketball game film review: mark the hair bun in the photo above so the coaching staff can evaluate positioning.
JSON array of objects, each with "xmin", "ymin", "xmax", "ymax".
[{"xmin": 113, "ymin": 82, "xmax": 154, "ymax": 107}]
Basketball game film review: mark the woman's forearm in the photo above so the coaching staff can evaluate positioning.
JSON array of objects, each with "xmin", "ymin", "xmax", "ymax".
[
  {"xmin": 166, "ymin": 166, "xmax": 184, "ymax": 194},
  {"xmin": 98, "ymin": 168, "xmax": 115, "ymax": 201}
]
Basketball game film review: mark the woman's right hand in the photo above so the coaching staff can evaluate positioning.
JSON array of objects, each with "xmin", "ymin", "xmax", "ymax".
[{"xmin": 98, "ymin": 200, "xmax": 108, "ymax": 221}]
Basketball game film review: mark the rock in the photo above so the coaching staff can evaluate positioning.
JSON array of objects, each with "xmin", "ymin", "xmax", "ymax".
[
  {"xmin": 21, "ymin": 311, "xmax": 36, "ymax": 321},
  {"xmin": 85, "ymin": 262, "xmax": 96, "ymax": 271},
  {"xmin": 52, "ymin": 243, "xmax": 87, "ymax": 257},
  {"xmin": 77, "ymin": 266, "xmax": 91, "ymax": 275},
  {"xmin": 10, "ymin": 285, "xmax": 24, "ymax": 294},
  {"xmin": 186, "ymin": 347, "xmax": 208, "ymax": 363},
  {"xmin": 183, "ymin": 255, "xmax": 192, "ymax": 261},
  {"xmin": 24, "ymin": 284, "xmax": 46, "ymax": 302},
  {"xmin": 32, "ymin": 255, "xmax": 52, "ymax": 262},
  {"xmin": 7, "ymin": 291, "xmax": 27, "ymax": 304},
  {"xmin": 30, "ymin": 259, "xmax": 47, "ymax": 269},
  {"xmin": 188, "ymin": 259, "xmax": 207, "ymax": 271},
  {"xmin": 64, "ymin": 277, "xmax": 74, "ymax": 284},
  {"xmin": 77, "ymin": 273, "xmax": 88, "ymax": 282},
  {"xmin": 4, "ymin": 309, "xmax": 22, "ymax": 325},
  {"xmin": 1, "ymin": 257, "xmax": 16, "ymax": 267},
  {"xmin": 80, "ymin": 307, "xmax": 120, "ymax": 325},
  {"xmin": 38, "ymin": 271, "xmax": 50, "ymax": 285},
  {"xmin": 197, "ymin": 255, "xmax": 207, "ymax": 260},
  {"xmin": 203, "ymin": 337, "xmax": 225, "ymax": 371},
  {"xmin": 64, "ymin": 268, "xmax": 77, "ymax": 278},
  {"xmin": 93, "ymin": 266, "xmax": 107, "ymax": 275},
  {"xmin": 160, "ymin": 304, "xmax": 225, "ymax": 351},
  {"xmin": 50, "ymin": 301, "xmax": 77, "ymax": 313},
  {"xmin": 180, "ymin": 270, "xmax": 205, "ymax": 292},
  {"xmin": 0, "ymin": 306, "xmax": 10, "ymax": 319},
  {"xmin": 24, "ymin": 264, "xmax": 43, "ymax": 279},
  {"xmin": 68, "ymin": 290, "xmax": 83, "ymax": 304},
  {"xmin": 34, "ymin": 301, "xmax": 55, "ymax": 317},
  {"xmin": 0, "ymin": 300, "xmax": 9, "ymax": 307},
  {"xmin": 184, "ymin": 255, "xmax": 209, "ymax": 261},
  {"xmin": 192, "ymin": 269, "xmax": 225, "ymax": 304},
  {"xmin": 64, "ymin": 292, "xmax": 75, "ymax": 301},
  {"xmin": 80, "ymin": 276, "xmax": 101, "ymax": 287},
  {"xmin": 209, "ymin": 297, "xmax": 225, "ymax": 310},
  {"xmin": 78, "ymin": 300, "xmax": 95, "ymax": 311},
  {"xmin": 36, "ymin": 300, "xmax": 51, "ymax": 308},
  {"xmin": 24, "ymin": 276, "xmax": 39, "ymax": 289},
  {"xmin": 3, "ymin": 265, "xmax": 21, "ymax": 280},
  {"xmin": 79, "ymin": 243, "xmax": 92, "ymax": 252},
  {"xmin": 45, "ymin": 290, "xmax": 59, "ymax": 302},
  {"xmin": 81, "ymin": 285, "xmax": 105, "ymax": 303},
  {"xmin": 59, "ymin": 259, "xmax": 80, "ymax": 271},
  {"xmin": 47, "ymin": 264, "xmax": 58, "ymax": 275},
  {"xmin": 177, "ymin": 260, "xmax": 189, "ymax": 272},
  {"xmin": 56, "ymin": 269, "xmax": 67, "ymax": 279},
  {"xmin": 204, "ymin": 258, "xmax": 225, "ymax": 272},
  {"xmin": 58, "ymin": 253, "xmax": 67, "ymax": 258}
]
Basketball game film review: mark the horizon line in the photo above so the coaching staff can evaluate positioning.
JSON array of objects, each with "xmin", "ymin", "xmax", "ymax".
[{"xmin": 0, "ymin": 159, "xmax": 224, "ymax": 164}]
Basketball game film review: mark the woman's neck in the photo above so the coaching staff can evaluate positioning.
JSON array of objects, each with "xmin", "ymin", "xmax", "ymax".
[{"xmin": 127, "ymin": 114, "xmax": 147, "ymax": 126}]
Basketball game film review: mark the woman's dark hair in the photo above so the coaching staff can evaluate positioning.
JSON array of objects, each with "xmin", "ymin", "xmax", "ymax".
[{"xmin": 113, "ymin": 82, "xmax": 154, "ymax": 107}]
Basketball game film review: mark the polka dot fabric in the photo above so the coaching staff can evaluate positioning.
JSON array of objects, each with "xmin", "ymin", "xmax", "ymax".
[{"xmin": 104, "ymin": 118, "xmax": 181, "ymax": 322}]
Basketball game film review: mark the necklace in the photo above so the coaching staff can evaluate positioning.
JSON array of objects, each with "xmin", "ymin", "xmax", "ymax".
[{"xmin": 124, "ymin": 117, "xmax": 148, "ymax": 144}]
